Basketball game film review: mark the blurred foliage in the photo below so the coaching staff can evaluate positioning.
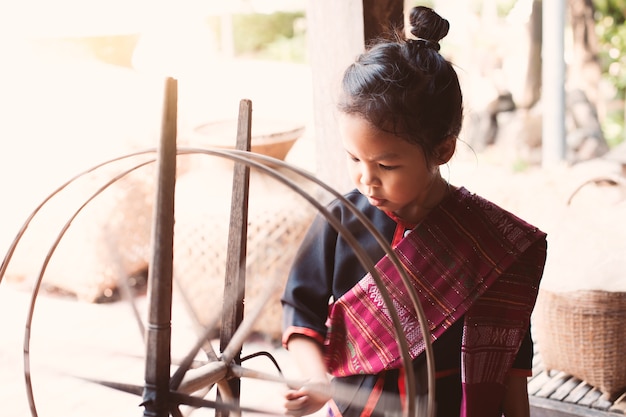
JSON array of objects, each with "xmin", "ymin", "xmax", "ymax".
[
  {"xmin": 594, "ymin": 0, "xmax": 626, "ymax": 145},
  {"xmin": 257, "ymin": 33, "xmax": 307, "ymax": 62},
  {"xmin": 495, "ymin": 0, "xmax": 519, "ymax": 15},
  {"xmin": 230, "ymin": 11, "xmax": 306, "ymax": 62}
]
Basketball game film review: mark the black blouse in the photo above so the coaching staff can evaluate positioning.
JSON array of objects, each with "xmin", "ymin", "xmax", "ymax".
[{"xmin": 281, "ymin": 190, "xmax": 533, "ymax": 417}]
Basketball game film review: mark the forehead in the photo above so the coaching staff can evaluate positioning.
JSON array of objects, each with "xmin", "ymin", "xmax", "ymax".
[{"xmin": 339, "ymin": 114, "xmax": 419, "ymax": 160}]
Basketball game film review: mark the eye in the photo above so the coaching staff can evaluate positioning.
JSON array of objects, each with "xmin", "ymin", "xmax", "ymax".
[
  {"xmin": 379, "ymin": 164, "xmax": 398, "ymax": 171},
  {"xmin": 349, "ymin": 155, "xmax": 360, "ymax": 162}
]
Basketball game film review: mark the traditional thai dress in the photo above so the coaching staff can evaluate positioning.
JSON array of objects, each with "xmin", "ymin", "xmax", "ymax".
[{"xmin": 282, "ymin": 187, "xmax": 547, "ymax": 417}]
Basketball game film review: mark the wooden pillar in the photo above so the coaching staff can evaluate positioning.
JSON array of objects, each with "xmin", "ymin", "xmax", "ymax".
[
  {"xmin": 306, "ymin": 0, "xmax": 404, "ymax": 193},
  {"xmin": 363, "ymin": 0, "xmax": 404, "ymax": 42},
  {"xmin": 542, "ymin": 0, "xmax": 567, "ymax": 167},
  {"xmin": 306, "ymin": 0, "xmax": 363, "ymax": 193}
]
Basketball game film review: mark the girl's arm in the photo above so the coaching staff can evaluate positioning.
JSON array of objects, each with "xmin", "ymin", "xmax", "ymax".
[
  {"xmin": 502, "ymin": 374, "xmax": 530, "ymax": 417},
  {"xmin": 284, "ymin": 335, "xmax": 332, "ymax": 416}
]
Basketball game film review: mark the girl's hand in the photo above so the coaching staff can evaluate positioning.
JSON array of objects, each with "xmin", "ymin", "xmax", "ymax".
[
  {"xmin": 284, "ymin": 380, "xmax": 332, "ymax": 416},
  {"xmin": 284, "ymin": 335, "xmax": 331, "ymax": 415}
]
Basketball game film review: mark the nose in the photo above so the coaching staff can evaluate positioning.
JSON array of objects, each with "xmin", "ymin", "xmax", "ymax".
[{"xmin": 359, "ymin": 165, "xmax": 378, "ymax": 187}]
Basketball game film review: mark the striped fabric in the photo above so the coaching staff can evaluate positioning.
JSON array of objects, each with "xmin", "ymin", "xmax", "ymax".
[{"xmin": 323, "ymin": 187, "xmax": 547, "ymax": 416}]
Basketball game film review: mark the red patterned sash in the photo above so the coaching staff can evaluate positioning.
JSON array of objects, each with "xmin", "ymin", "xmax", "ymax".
[{"xmin": 324, "ymin": 188, "xmax": 547, "ymax": 415}]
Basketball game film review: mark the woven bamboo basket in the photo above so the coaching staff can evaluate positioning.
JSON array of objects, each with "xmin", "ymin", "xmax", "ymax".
[
  {"xmin": 172, "ymin": 167, "xmax": 316, "ymax": 342},
  {"xmin": 534, "ymin": 289, "xmax": 626, "ymax": 400},
  {"xmin": 8, "ymin": 164, "xmax": 155, "ymax": 302}
]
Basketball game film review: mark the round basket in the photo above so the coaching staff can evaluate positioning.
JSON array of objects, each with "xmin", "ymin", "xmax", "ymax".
[
  {"xmin": 186, "ymin": 119, "xmax": 304, "ymax": 164},
  {"xmin": 534, "ymin": 289, "xmax": 626, "ymax": 400}
]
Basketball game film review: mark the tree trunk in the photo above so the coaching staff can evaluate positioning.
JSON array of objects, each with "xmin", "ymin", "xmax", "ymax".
[
  {"xmin": 567, "ymin": 0, "xmax": 604, "ymax": 119},
  {"xmin": 520, "ymin": 0, "xmax": 542, "ymax": 109}
]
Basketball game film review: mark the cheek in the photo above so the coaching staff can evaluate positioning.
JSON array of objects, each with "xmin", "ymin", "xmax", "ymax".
[
  {"xmin": 385, "ymin": 175, "xmax": 414, "ymax": 197},
  {"xmin": 346, "ymin": 161, "xmax": 359, "ymax": 180}
]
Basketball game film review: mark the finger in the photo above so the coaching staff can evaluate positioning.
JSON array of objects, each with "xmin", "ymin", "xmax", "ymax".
[
  {"xmin": 285, "ymin": 390, "xmax": 306, "ymax": 401},
  {"xmin": 284, "ymin": 402, "xmax": 323, "ymax": 417},
  {"xmin": 284, "ymin": 408, "xmax": 304, "ymax": 417},
  {"xmin": 285, "ymin": 398, "xmax": 307, "ymax": 417},
  {"xmin": 284, "ymin": 395, "xmax": 308, "ymax": 410}
]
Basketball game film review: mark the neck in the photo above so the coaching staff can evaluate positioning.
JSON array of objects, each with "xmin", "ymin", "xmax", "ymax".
[{"xmin": 394, "ymin": 174, "xmax": 452, "ymax": 225}]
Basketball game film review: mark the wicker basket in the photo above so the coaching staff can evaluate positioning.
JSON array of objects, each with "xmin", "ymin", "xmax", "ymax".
[
  {"xmin": 172, "ymin": 168, "xmax": 316, "ymax": 342},
  {"xmin": 8, "ymin": 164, "xmax": 155, "ymax": 302},
  {"xmin": 534, "ymin": 289, "xmax": 626, "ymax": 400}
]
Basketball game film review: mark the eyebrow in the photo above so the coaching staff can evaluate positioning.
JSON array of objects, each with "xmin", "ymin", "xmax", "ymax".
[{"xmin": 346, "ymin": 149, "xmax": 402, "ymax": 161}]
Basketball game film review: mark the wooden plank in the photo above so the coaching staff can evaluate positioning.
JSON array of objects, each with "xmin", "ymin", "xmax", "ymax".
[
  {"xmin": 535, "ymin": 371, "xmax": 572, "ymax": 398},
  {"xmin": 529, "ymin": 370, "xmax": 555, "ymax": 396},
  {"xmin": 609, "ymin": 393, "xmax": 626, "ymax": 414},
  {"xmin": 578, "ymin": 388, "xmax": 603, "ymax": 408},
  {"xmin": 550, "ymin": 376, "xmax": 583, "ymax": 401},
  {"xmin": 531, "ymin": 357, "xmax": 545, "ymax": 377},
  {"xmin": 592, "ymin": 393, "xmax": 616, "ymax": 412},
  {"xmin": 530, "ymin": 397, "xmax": 619, "ymax": 417},
  {"xmin": 564, "ymin": 380, "xmax": 593, "ymax": 404},
  {"xmin": 529, "ymin": 343, "xmax": 625, "ymax": 416}
]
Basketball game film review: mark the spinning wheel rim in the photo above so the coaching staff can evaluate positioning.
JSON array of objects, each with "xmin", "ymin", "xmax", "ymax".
[{"xmin": 0, "ymin": 110, "xmax": 436, "ymax": 417}]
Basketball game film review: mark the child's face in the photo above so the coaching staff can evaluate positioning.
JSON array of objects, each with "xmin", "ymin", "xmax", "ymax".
[{"xmin": 339, "ymin": 113, "xmax": 442, "ymax": 223}]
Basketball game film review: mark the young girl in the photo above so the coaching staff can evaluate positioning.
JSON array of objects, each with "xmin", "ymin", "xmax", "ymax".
[{"xmin": 281, "ymin": 6, "xmax": 547, "ymax": 417}]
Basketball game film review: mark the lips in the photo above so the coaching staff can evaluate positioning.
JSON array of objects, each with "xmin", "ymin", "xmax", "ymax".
[{"xmin": 367, "ymin": 195, "xmax": 386, "ymax": 206}]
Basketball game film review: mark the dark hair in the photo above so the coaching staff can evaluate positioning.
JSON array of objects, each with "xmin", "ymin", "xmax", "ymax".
[{"xmin": 338, "ymin": 6, "xmax": 463, "ymax": 161}]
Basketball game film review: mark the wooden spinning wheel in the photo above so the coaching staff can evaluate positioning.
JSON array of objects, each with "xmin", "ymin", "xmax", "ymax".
[{"xmin": 0, "ymin": 78, "xmax": 436, "ymax": 417}]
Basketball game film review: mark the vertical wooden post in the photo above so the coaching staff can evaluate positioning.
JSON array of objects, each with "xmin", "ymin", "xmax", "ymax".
[
  {"xmin": 362, "ymin": 0, "xmax": 404, "ymax": 41},
  {"xmin": 143, "ymin": 77, "xmax": 178, "ymax": 417},
  {"xmin": 306, "ymin": 0, "xmax": 364, "ymax": 193},
  {"xmin": 216, "ymin": 99, "xmax": 252, "ymax": 417},
  {"xmin": 542, "ymin": 0, "xmax": 566, "ymax": 167},
  {"xmin": 307, "ymin": 0, "xmax": 404, "ymax": 193}
]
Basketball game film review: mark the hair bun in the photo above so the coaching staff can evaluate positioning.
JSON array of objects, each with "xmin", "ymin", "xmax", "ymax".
[
  {"xmin": 409, "ymin": 6, "xmax": 450, "ymax": 45},
  {"xmin": 409, "ymin": 38, "xmax": 440, "ymax": 51}
]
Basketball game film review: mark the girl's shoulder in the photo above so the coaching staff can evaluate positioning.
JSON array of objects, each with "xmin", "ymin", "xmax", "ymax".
[{"xmin": 454, "ymin": 187, "xmax": 542, "ymax": 231}]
